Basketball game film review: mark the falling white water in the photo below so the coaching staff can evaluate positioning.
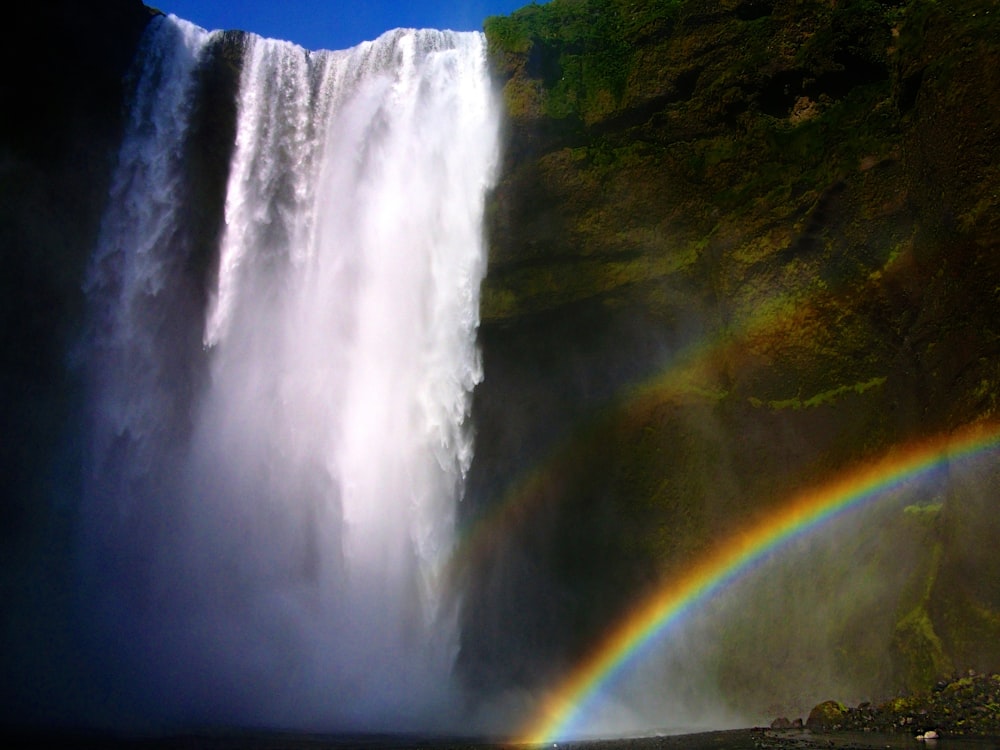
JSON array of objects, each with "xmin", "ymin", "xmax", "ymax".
[
  {"xmin": 83, "ymin": 16, "xmax": 213, "ymax": 488},
  {"xmin": 80, "ymin": 14, "xmax": 499, "ymax": 732}
]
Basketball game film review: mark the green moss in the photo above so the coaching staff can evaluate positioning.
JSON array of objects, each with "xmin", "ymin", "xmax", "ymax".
[
  {"xmin": 937, "ymin": 590, "xmax": 1000, "ymax": 672},
  {"xmin": 807, "ymin": 699, "xmax": 849, "ymax": 729},
  {"xmin": 485, "ymin": 0, "xmax": 683, "ymax": 123},
  {"xmin": 893, "ymin": 604, "xmax": 954, "ymax": 692},
  {"xmin": 803, "ymin": 377, "xmax": 888, "ymax": 407},
  {"xmin": 483, "ymin": 13, "xmax": 533, "ymax": 57},
  {"xmin": 501, "ymin": 76, "xmax": 546, "ymax": 118},
  {"xmin": 480, "ymin": 238, "xmax": 699, "ymax": 320},
  {"xmin": 903, "ymin": 501, "xmax": 943, "ymax": 524}
]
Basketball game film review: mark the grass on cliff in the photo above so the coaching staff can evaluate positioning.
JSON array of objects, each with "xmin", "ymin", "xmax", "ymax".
[{"xmin": 485, "ymin": 0, "xmax": 683, "ymax": 121}]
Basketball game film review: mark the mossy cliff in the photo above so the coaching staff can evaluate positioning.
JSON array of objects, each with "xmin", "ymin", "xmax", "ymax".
[{"xmin": 460, "ymin": 0, "xmax": 1000, "ymax": 720}]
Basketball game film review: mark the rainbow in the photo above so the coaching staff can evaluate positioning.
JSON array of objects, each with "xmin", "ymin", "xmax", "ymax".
[
  {"xmin": 447, "ymin": 290, "xmax": 884, "ymax": 591},
  {"xmin": 448, "ymin": 290, "xmax": 842, "ymax": 588},
  {"xmin": 518, "ymin": 420, "xmax": 1000, "ymax": 745}
]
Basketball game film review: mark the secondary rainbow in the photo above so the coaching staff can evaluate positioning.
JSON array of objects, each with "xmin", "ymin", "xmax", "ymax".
[{"xmin": 519, "ymin": 420, "xmax": 1000, "ymax": 745}]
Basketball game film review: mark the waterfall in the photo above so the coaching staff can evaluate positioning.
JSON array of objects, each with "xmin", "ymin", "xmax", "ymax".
[{"xmin": 79, "ymin": 14, "xmax": 499, "ymax": 731}]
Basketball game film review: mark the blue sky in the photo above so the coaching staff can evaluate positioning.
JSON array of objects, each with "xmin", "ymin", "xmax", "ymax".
[{"xmin": 155, "ymin": 1, "xmax": 536, "ymax": 52}]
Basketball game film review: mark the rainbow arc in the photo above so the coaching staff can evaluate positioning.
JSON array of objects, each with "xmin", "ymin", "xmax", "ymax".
[{"xmin": 518, "ymin": 420, "xmax": 1000, "ymax": 745}]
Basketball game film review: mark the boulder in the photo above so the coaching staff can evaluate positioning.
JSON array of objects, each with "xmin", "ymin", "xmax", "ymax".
[{"xmin": 806, "ymin": 700, "xmax": 848, "ymax": 731}]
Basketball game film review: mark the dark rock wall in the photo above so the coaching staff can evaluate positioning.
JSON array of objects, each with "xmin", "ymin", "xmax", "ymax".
[
  {"xmin": 0, "ymin": 0, "xmax": 155, "ymax": 723},
  {"xmin": 461, "ymin": 0, "xmax": 1000, "ymax": 717},
  {"xmin": 0, "ymin": 3, "xmax": 246, "ymax": 724},
  {"xmin": 0, "ymin": 0, "xmax": 154, "ymax": 551}
]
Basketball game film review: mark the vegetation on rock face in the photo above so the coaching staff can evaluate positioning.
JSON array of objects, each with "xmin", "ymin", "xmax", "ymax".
[
  {"xmin": 793, "ymin": 673, "xmax": 1000, "ymax": 738},
  {"xmin": 804, "ymin": 699, "xmax": 848, "ymax": 730},
  {"xmin": 485, "ymin": 0, "xmax": 683, "ymax": 122},
  {"xmin": 463, "ymin": 0, "xmax": 1000, "ymax": 718}
]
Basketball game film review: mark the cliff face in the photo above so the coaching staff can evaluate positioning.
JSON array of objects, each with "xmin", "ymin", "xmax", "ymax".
[
  {"xmin": 0, "ymin": 0, "xmax": 153, "ymax": 545},
  {"xmin": 0, "ymin": 0, "xmax": 153, "ymax": 722},
  {"xmin": 461, "ymin": 0, "xmax": 1000, "ymax": 717},
  {"xmin": 0, "ymin": 3, "xmax": 250, "ymax": 724}
]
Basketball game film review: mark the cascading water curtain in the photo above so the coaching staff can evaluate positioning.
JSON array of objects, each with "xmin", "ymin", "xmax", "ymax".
[{"xmin": 80, "ymin": 14, "xmax": 499, "ymax": 731}]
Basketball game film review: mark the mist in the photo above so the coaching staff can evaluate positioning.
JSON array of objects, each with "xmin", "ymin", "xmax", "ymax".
[{"xmin": 515, "ymin": 445, "xmax": 1000, "ymax": 741}]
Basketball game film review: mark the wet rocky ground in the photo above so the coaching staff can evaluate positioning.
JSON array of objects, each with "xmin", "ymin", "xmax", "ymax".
[
  {"xmin": 539, "ymin": 728, "xmax": 1000, "ymax": 750},
  {"xmin": 777, "ymin": 672, "xmax": 1000, "ymax": 740},
  {"xmin": 1, "ymin": 727, "xmax": 997, "ymax": 750},
  {"xmin": 5, "ymin": 674, "xmax": 1000, "ymax": 749}
]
